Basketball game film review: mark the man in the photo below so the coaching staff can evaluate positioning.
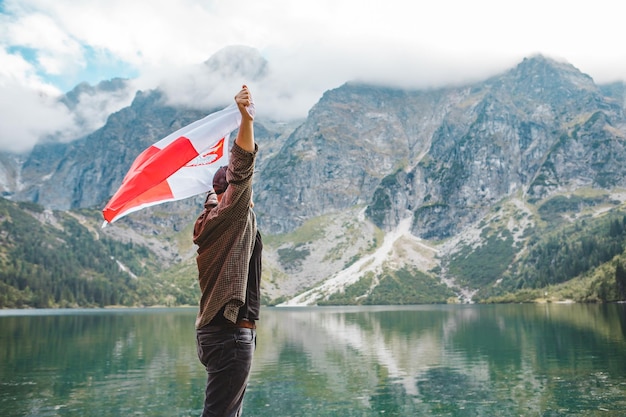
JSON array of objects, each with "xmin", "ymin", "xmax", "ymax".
[{"xmin": 193, "ymin": 85, "xmax": 262, "ymax": 417}]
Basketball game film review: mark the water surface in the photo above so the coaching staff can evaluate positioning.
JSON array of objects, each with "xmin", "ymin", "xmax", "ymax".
[{"xmin": 1, "ymin": 304, "xmax": 625, "ymax": 416}]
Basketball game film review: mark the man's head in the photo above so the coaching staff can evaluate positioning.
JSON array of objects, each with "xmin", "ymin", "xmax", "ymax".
[{"xmin": 213, "ymin": 166, "xmax": 228, "ymax": 195}]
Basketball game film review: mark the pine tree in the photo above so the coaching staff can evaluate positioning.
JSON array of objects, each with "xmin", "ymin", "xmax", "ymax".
[{"xmin": 615, "ymin": 261, "xmax": 626, "ymax": 300}]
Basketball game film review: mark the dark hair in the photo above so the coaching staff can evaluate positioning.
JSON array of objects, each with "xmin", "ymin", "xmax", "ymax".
[{"xmin": 212, "ymin": 166, "xmax": 229, "ymax": 195}]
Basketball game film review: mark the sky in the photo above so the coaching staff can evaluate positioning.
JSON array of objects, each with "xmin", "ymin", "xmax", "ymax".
[{"xmin": 1, "ymin": 0, "xmax": 626, "ymax": 154}]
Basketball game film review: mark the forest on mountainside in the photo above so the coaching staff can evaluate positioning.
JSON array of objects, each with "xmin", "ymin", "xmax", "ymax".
[
  {"xmin": 469, "ymin": 210, "xmax": 626, "ymax": 303},
  {"xmin": 1, "ymin": 195, "xmax": 626, "ymax": 308},
  {"xmin": 0, "ymin": 198, "xmax": 179, "ymax": 308}
]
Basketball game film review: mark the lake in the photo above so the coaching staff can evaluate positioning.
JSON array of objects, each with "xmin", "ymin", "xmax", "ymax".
[{"xmin": 1, "ymin": 304, "xmax": 625, "ymax": 416}]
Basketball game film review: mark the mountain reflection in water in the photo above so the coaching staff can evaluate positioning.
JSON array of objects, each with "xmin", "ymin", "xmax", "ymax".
[{"xmin": 1, "ymin": 304, "xmax": 625, "ymax": 416}]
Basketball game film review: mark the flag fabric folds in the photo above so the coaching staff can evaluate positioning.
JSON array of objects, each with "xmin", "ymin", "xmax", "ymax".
[{"xmin": 102, "ymin": 103, "xmax": 243, "ymax": 226}]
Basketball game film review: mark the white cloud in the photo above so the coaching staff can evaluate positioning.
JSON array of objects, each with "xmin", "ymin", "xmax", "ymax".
[
  {"xmin": 0, "ymin": 46, "xmax": 135, "ymax": 153},
  {"xmin": 66, "ymin": 82, "xmax": 137, "ymax": 138},
  {"xmin": 0, "ymin": 80, "xmax": 72, "ymax": 153},
  {"xmin": 5, "ymin": 12, "xmax": 84, "ymax": 75},
  {"xmin": 1, "ymin": 0, "xmax": 626, "ymax": 152}
]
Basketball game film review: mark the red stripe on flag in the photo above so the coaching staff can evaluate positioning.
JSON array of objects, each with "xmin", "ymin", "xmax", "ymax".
[
  {"xmin": 103, "ymin": 136, "xmax": 198, "ymax": 222},
  {"xmin": 108, "ymin": 180, "xmax": 175, "ymax": 221},
  {"xmin": 123, "ymin": 145, "xmax": 160, "ymax": 183}
]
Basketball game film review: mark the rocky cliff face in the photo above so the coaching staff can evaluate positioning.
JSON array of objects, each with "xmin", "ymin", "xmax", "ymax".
[
  {"xmin": 407, "ymin": 57, "xmax": 626, "ymax": 238},
  {"xmin": 3, "ymin": 54, "xmax": 626, "ymax": 243},
  {"xmin": 13, "ymin": 90, "xmax": 209, "ymax": 210},
  {"xmin": 3, "ymin": 52, "xmax": 626, "ymax": 303},
  {"xmin": 258, "ymin": 56, "xmax": 626, "ymax": 240}
]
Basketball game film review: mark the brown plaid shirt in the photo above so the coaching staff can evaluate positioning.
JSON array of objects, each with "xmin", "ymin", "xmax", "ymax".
[{"xmin": 193, "ymin": 142, "xmax": 258, "ymax": 329}]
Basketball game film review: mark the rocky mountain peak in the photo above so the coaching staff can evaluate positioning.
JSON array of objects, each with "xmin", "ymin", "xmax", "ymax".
[
  {"xmin": 3, "ymin": 53, "xmax": 626, "ymax": 306},
  {"xmin": 2, "ymin": 54, "xmax": 626, "ymax": 243},
  {"xmin": 203, "ymin": 45, "xmax": 268, "ymax": 81},
  {"xmin": 61, "ymin": 78, "xmax": 130, "ymax": 110}
]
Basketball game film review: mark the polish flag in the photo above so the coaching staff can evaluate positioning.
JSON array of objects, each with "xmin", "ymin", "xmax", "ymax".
[{"xmin": 102, "ymin": 103, "xmax": 245, "ymax": 226}]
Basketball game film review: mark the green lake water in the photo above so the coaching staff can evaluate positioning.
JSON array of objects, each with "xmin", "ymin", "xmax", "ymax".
[{"xmin": 1, "ymin": 304, "xmax": 625, "ymax": 416}]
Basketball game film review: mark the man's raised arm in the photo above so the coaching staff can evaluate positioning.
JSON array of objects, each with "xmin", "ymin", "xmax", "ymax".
[{"xmin": 234, "ymin": 85, "xmax": 255, "ymax": 152}]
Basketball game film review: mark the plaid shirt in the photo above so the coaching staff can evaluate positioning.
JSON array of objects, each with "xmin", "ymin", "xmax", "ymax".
[{"xmin": 193, "ymin": 142, "xmax": 258, "ymax": 329}]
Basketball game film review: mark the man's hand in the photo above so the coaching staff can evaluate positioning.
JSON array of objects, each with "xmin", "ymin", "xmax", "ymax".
[
  {"xmin": 235, "ymin": 85, "xmax": 254, "ymax": 121},
  {"xmin": 234, "ymin": 85, "xmax": 255, "ymax": 152}
]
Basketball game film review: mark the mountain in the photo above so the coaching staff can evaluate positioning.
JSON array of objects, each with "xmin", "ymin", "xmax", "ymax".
[
  {"xmin": 258, "ymin": 56, "xmax": 626, "ymax": 237},
  {"xmin": 1, "ymin": 50, "xmax": 626, "ymax": 308}
]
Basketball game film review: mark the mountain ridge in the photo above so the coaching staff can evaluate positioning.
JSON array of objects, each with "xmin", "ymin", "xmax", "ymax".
[{"xmin": 2, "ymin": 51, "xmax": 626, "ymax": 307}]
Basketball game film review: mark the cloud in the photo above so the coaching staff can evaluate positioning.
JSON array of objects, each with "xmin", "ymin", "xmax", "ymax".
[
  {"xmin": 0, "ymin": 44, "xmax": 72, "ymax": 153},
  {"xmin": 4, "ymin": 0, "xmax": 626, "ymax": 87},
  {"xmin": 2, "ymin": 0, "xmax": 626, "ymax": 152},
  {"xmin": 0, "ymin": 77, "xmax": 137, "ymax": 154},
  {"xmin": 155, "ymin": 45, "xmax": 332, "ymax": 121},
  {"xmin": 4, "ymin": 12, "xmax": 84, "ymax": 75},
  {"xmin": 0, "ymin": 45, "xmax": 136, "ymax": 154},
  {"xmin": 64, "ymin": 80, "xmax": 137, "ymax": 136},
  {"xmin": 0, "ymin": 81, "xmax": 72, "ymax": 153}
]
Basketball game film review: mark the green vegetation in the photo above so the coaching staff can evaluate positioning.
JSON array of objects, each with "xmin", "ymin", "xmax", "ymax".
[
  {"xmin": 365, "ymin": 169, "xmax": 402, "ymax": 227},
  {"xmin": 447, "ymin": 228, "xmax": 517, "ymax": 288},
  {"xmin": 3, "ymin": 187, "xmax": 626, "ymax": 309},
  {"xmin": 439, "ymin": 190, "xmax": 626, "ymax": 304},
  {"xmin": 277, "ymin": 244, "xmax": 310, "ymax": 270},
  {"xmin": 318, "ymin": 273, "xmax": 374, "ymax": 305},
  {"xmin": 482, "ymin": 255, "xmax": 626, "ymax": 304},
  {"xmin": 140, "ymin": 258, "xmax": 198, "ymax": 306},
  {"xmin": 366, "ymin": 189, "xmax": 392, "ymax": 227},
  {"xmin": 616, "ymin": 260, "xmax": 626, "ymax": 299},
  {"xmin": 319, "ymin": 267, "xmax": 454, "ymax": 306},
  {"xmin": 537, "ymin": 194, "xmax": 608, "ymax": 228},
  {"xmin": 477, "ymin": 211, "xmax": 626, "ymax": 303},
  {"xmin": 365, "ymin": 268, "xmax": 454, "ymax": 304},
  {"xmin": 512, "ymin": 214, "xmax": 625, "ymax": 287},
  {"xmin": 0, "ymin": 199, "xmax": 157, "ymax": 308},
  {"xmin": 0, "ymin": 197, "xmax": 192, "ymax": 309}
]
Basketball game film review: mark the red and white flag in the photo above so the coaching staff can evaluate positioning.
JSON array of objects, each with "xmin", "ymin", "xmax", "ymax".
[{"xmin": 102, "ymin": 103, "xmax": 245, "ymax": 226}]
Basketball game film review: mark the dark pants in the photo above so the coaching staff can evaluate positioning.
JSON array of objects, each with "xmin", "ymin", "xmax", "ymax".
[{"xmin": 196, "ymin": 326, "xmax": 256, "ymax": 417}]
